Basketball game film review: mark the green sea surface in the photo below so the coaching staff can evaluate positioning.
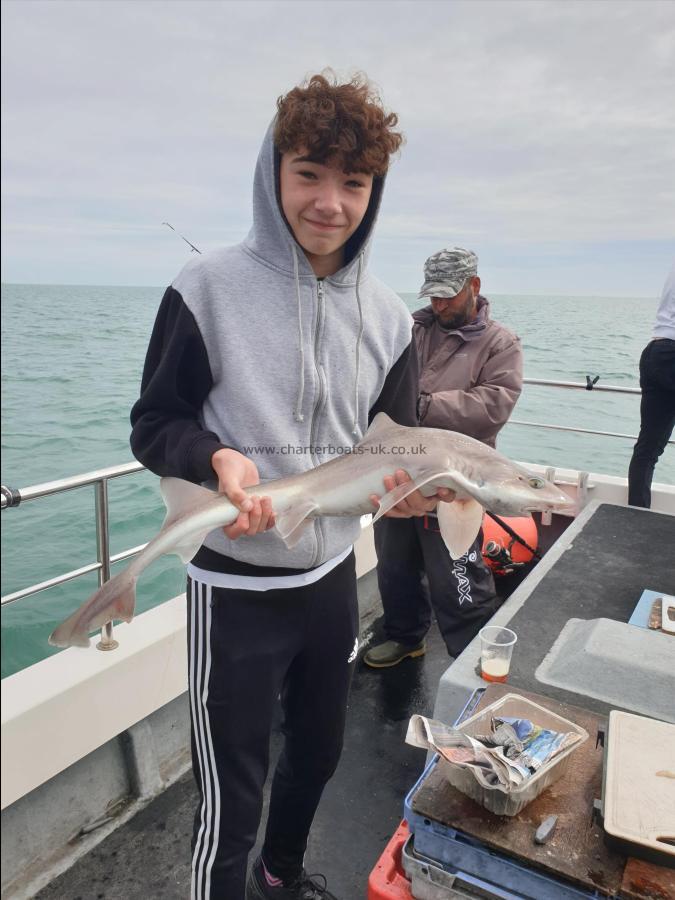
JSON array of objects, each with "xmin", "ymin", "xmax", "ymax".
[{"xmin": 1, "ymin": 283, "xmax": 672, "ymax": 678}]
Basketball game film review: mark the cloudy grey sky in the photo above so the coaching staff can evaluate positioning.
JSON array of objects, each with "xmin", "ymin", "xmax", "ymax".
[{"xmin": 2, "ymin": 0, "xmax": 674, "ymax": 295}]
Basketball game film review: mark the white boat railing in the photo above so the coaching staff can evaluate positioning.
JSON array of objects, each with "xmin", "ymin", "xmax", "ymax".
[{"xmin": 1, "ymin": 377, "xmax": 672, "ymax": 650}]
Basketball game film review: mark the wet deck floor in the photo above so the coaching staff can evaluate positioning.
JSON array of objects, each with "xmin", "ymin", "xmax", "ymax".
[{"xmin": 36, "ymin": 598, "xmax": 453, "ymax": 900}]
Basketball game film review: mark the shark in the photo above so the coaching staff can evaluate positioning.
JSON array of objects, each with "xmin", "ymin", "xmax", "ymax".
[{"xmin": 48, "ymin": 414, "xmax": 573, "ymax": 648}]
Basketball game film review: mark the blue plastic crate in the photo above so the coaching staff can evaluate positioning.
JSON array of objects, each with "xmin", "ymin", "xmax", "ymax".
[
  {"xmin": 403, "ymin": 690, "xmax": 603, "ymax": 900},
  {"xmin": 402, "ymin": 834, "xmax": 520, "ymax": 900},
  {"xmin": 405, "ymin": 762, "xmax": 597, "ymax": 899}
]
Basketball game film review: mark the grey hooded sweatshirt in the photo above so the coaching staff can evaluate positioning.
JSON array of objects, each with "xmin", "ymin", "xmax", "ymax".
[{"xmin": 130, "ymin": 122, "xmax": 417, "ymax": 572}]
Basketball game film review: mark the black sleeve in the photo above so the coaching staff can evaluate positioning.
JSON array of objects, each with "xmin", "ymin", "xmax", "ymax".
[
  {"xmin": 368, "ymin": 339, "xmax": 419, "ymax": 427},
  {"xmin": 130, "ymin": 286, "xmax": 229, "ymax": 483}
]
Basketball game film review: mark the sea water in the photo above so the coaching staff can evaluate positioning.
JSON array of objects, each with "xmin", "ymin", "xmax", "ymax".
[{"xmin": 1, "ymin": 283, "xmax": 672, "ymax": 677}]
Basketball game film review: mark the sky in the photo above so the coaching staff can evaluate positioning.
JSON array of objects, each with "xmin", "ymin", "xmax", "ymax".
[{"xmin": 1, "ymin": 0, "xmax": 674, "ymax": 295}]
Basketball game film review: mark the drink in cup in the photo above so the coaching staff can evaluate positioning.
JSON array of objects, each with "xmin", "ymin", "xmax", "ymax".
[{"xmin": 479, "ymin": 626, "xmax": 517, "ymax": 683}]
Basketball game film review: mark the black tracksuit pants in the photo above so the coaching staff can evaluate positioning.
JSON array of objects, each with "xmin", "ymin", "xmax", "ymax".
[
  {"xmin": 628, "ymin": 338, "xmax": 675, "ymax": 508},
  {"xmin": 374, "ymin": 517, "xmax": 499, "ymax": 658},
  {"xmin": 187, "ymin": 552, "xmax": 358, "ymax": 900}
]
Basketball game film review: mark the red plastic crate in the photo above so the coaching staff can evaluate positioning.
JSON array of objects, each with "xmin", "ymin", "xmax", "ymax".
[{"xmin": 367, "ymin": 820, "xmax": 413, "ymax": 899}]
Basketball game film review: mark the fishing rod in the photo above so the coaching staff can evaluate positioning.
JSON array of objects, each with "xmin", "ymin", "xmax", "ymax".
[{"xmin": 162, "ymin": 222, "xmax": 201, "ymax": 254}]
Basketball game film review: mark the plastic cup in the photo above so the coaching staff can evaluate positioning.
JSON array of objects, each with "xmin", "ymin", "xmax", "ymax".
[{"xmin": 479, "ymin": 626, "xmax": 517, "ymax": 683}]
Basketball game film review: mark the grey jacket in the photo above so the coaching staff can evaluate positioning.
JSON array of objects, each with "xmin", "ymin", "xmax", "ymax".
[
  {"xmin": 130, "ymin": 122, "xmax": 417, "ymax": 570},
  {"xmin": 414, "ymin": 297, "xmax": 522, "ymax": 447}
]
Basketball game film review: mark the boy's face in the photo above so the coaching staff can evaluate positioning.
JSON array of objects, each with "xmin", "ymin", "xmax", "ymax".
[{"xmin": 279, "ymin": 149, "xmax": 374, "ymax": 277}]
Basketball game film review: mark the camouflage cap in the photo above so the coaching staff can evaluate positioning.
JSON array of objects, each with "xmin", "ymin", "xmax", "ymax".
[{"xmin": 418, "ymin": 247, "xmax": 479, "ymax": 299}]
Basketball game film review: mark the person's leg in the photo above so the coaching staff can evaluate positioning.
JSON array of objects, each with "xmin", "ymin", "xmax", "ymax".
[
  {"xmin": 260, "ymin": 553, "xmax": 359, "ymax": 884},
  {"xmin": 417, "ymin": 519, "xmax": 499, "ymax": 658},
  {"xmin": 648, "ymin": 339, "xmax": 675, "ymax": 393},
  {"xmin": 628, "ymin": 341, "xmax": 675, "ymax": 508},
  {"xmin": 373, "ymin": 517, "xmax": 430, "ymax": 645},
  {"xmin": 188, "ymin": 575, "xmax": 297, "ymax": 900}
]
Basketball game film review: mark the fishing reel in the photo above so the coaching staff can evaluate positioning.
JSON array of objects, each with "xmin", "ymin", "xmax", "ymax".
[
  {"xmin": 483, "ymin": 540, "xmax": 526, "ymax": 575},
  {"xmin": 481, "ymin": 515, "xmax": 539, "ymax": 576}
]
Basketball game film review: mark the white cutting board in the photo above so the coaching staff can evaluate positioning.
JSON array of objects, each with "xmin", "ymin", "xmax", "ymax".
[{"xmin": 604, "ymin": 710, "xmax": 675, "ymax": 862}]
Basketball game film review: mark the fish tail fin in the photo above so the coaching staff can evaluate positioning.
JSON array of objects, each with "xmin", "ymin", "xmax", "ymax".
[{"xmin": 48, "ymin": 570, "xmax": 137, "ymax": 649}]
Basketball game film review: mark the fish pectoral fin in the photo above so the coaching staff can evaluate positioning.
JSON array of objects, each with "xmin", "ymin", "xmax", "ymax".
[
  {"xmin": 160, "ymin": 477, "xmax": 218, "ymax": 529},
  {"xmin": 371, "ymin": 470, "xmax": 453, "ymax": 522},
  {"xmin": 275, "ymin": 501, "xmax": 318, "ymax": 549},
  {"xmin": 437, "ymin": 497, "xmax": 485, "ymax": 559}
]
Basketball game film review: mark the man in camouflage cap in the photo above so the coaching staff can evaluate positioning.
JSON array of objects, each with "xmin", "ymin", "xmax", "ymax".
[{"xmin": 365, "ymin": 247, "xmax": 523, "ymax": 667}]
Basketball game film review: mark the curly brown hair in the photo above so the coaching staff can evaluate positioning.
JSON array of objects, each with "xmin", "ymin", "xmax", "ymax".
[{"xmin": 274, "ymin": 71, "xmax": 404, "ymax": 177}]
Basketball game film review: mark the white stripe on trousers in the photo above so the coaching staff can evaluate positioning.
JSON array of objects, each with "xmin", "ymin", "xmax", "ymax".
[{"xmin": 189, "ymin": 579, "xmax": 221, "ymax": 900}]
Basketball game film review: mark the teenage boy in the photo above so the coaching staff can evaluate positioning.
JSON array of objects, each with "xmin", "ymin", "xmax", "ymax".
[{"xmin": 130, "ymin": 73, "xmax": 452, "ymax": 900}]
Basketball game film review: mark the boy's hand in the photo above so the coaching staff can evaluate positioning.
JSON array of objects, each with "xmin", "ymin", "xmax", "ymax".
[
  {"xmin": 211, "ymin": 448, "xmax": 276, "ymax": 539},
  {"xmin": 370, "ymin": 469, "xmax": 455, "ymax": 519}
]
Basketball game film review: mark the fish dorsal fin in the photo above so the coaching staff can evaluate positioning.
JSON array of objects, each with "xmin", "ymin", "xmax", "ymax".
[
  {"xmin": 275, "ymin": 501, "xmax": 318, "ymax": 549},
  {"xmin": 160, "ymin": 477, "xmax": 218, "ymax": 530},
  {"xmin": 371, "ymin": 469, "xmax": 456, "ymax": 522},
  {"xmin": 360, "ymin": 412, "xmax": 397, "ymax": 443},
  {"xmin": 437, "ymin": 497, "xmax": 484, "ymax": 559}
]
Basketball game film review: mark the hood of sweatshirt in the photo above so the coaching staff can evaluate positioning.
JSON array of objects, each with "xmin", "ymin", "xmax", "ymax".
[
  {"xmin": 242, "ymin": 119, "xmax": 388, "ymax": 429},
  {"xmin": 243, "ymin": 120, "xmax": 386, "ymax": 283}
]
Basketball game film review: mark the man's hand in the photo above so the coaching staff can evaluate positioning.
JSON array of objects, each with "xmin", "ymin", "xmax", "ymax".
[
  {"xmin": 211, "ymin": 448, "xmax": 276, "ymax": 539},
  {"xmin": 369, "ymin": 469, "xmax": 455, "ymax": 519}
]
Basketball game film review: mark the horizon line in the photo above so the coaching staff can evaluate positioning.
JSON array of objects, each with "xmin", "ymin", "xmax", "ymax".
[{"xmin": 0, "ymin": 281, "xmax": 658, "ymax": 301}]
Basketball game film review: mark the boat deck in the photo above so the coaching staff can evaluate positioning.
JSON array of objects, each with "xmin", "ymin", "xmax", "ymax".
[
  {"xmin": 35, "ymin": 596, "xmax": 452, "ymax": 899},
  {"xmin": 33, "ymin": 503, "xmax": 675, "ymax": 899}
]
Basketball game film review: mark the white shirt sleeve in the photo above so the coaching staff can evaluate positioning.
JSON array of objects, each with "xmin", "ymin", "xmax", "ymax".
[{"xmin": 652, "ymin": 261, "xmax": 675, "ymax": 340}]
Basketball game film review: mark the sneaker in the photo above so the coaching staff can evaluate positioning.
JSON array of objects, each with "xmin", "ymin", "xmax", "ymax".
[
  {"xmin": 363, "ymin": 639, "xmax": 426, "ymax": 668},
  {"xmin": 246, "ymin": 856, "xmax": 337, "ymax": 900}
]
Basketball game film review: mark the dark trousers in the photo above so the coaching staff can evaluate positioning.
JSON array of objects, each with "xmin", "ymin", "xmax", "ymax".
[
  {"xmin": 628, "ymin": 339, "xmax": 675, "ymax": 508},
  {"xmin": 187, "ymin": 552, "xmax": 358, "ymax": 900},
  {"xmin": 374, "ymin": 517, "xmax": 499, "ymax": 658}
]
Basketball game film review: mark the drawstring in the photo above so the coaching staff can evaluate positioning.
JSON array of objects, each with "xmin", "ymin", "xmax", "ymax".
[
  {"xmin": 292, "ymin": 245, "xmax": 305, "ymax": 423},
  {"xmin": 352, "ymin": 253, "xmax": 364, "ymax": 435}
]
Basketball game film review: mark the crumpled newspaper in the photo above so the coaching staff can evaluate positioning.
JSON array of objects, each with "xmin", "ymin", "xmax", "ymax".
[{"xmin": 406, "ymin": 713, "xmax": 581, "ymax": 791}]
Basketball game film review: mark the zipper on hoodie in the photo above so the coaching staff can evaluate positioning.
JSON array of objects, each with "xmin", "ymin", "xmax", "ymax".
[{"xmin": 309, "ymin": 278, "xmax": 327, "ymax": 565}]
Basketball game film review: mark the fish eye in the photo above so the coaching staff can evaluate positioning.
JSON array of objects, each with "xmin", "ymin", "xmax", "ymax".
[{"xmin": 528, "ymin": 477, "xmax": 545, "ymax": 489}]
